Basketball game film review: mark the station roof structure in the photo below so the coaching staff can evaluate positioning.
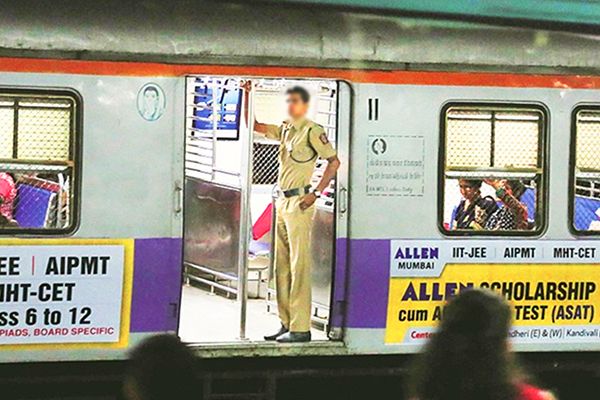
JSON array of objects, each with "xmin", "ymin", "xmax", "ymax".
[{"xmin": 271, "ymin": 0, "xmax": 600, "ymax": 30}]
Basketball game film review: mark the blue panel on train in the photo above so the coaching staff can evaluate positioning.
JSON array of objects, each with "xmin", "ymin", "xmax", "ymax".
[
  {"xmin": 14, "ymin": 184, "xmax": 54, "ymax": 228},
  {"xmin": 191, "ymin": 77, "xmax": 241, "ymax": 137},
  {"xmin": 574, "ymin": 196, "xmax": 600, "ymax": 231}
]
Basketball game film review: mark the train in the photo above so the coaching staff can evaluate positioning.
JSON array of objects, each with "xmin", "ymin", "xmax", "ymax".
[{"xmin": 1, "ymin": 1, "xmax": 600, "ymax": 368}]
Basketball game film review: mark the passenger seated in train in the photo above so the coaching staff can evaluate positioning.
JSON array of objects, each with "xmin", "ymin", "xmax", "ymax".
[
  {"xmin": 452, "ymin": 179, "xmax": 498, "ymax": 230},
  {"xmin": 484, "ymin": 179, "xmax": 530, "ymax": 230},
  {"xmin": 0, "ymin": 172, "xmax": 17, "ymax": 227},
  {"xmin": 451, "ymin": 178, "xmax": 534, "ymax": 231}
]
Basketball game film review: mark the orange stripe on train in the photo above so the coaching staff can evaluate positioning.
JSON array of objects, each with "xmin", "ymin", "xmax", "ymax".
[{"xmin": 0, "ymin": 57, "xmax": 598, "ymax": 88}]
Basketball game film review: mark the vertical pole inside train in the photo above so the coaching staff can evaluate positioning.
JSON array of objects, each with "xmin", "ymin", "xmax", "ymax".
[
  {"xmin": 236, "ymin": 80, "xmax": 254, "ymax": 340},
  {"xmin": 210, "ymin": 79, "xmax": 218, "ymax": 181}
]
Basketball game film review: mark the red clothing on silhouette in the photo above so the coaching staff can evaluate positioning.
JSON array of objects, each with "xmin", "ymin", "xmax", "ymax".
[{"xmin": 518, "ymin": 383, "xmax": 548, "ymax": 400}]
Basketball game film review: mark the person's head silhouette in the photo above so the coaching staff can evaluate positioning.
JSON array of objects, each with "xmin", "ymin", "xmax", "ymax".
[
  {"xmin": 123, "ymin": 335, "xmax": 197, "ymax": 400},
  {"xmin": 410, "ymin": 289, "xmax": 555, "ymax": 400}
]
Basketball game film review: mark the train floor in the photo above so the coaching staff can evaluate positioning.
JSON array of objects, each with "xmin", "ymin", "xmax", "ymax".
[{"xmin": 179, "ymin": 285, "xmax": 328, "ymax": 343}]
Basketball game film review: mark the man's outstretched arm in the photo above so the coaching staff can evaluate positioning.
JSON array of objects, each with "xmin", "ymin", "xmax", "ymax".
[{"xmin": 241, "ymin": 81, "xmax": 278, "ymax": 136}]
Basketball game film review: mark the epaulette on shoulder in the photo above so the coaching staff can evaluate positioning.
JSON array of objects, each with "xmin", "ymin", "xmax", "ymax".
[{"xmin": 310, "ymin": 121, "xmax": 324, "ymax": 131}]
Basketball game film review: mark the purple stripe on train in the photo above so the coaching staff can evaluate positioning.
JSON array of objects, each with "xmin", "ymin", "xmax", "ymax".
[
  {"xmin": 128, "ymin": 237, "xmax": 390, "ymax": 333},
  {"xmin": 130, "ymin": 238, "xmax": 182, "ymax": 333},
  {"xmin": 344, "ymin": 239, "xmax": 390, "ymax": 329},
  {"xmin": 330, "ymin": 238, "xmax": 348, "ymax": 328}
]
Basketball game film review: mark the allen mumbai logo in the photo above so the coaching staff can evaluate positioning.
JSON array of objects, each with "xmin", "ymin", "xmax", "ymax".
[{"xmin": 394, "ymin": 246, "xmax": 438, "ymax": 270}]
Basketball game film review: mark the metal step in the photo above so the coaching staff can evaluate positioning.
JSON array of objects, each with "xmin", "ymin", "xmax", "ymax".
[{"xmin": 204, "ymin": 375, "xmax": 274, "ymax": 400}]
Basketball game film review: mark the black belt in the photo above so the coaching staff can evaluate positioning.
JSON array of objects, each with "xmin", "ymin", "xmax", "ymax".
[{"xmin": 281, "ymin": 185, "xmax": 311, "ymax": 198}]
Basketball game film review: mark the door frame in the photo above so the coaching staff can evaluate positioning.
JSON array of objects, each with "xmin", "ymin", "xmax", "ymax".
[
  {"xmin": 176, "ymin": 75, "xmax": 352, "ymax": 342},
  {"xmin": 328, "ymin": 80, "xmax": 352, "ymax": 340}
]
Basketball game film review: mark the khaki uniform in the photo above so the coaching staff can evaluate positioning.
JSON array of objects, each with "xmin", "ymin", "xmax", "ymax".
[{"xmin": 265, "ymin": 118, "xmax": 336, "ymax": 332}]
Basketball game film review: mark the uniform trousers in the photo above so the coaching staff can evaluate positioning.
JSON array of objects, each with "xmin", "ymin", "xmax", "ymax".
[{"xmin": 274, "ymin": 196, "xmax": 314, "ymax": 332}]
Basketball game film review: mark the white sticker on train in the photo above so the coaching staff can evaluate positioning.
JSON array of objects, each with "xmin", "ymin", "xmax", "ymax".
[
  {"xmin": 366, "ymin": 135, "xmax": 425, "ymax": 197},
  {"xmin": 0, "ymin": 245, "xmax": 126, "ymax": 346}
]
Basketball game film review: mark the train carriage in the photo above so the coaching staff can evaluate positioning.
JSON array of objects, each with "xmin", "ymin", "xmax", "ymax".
[{"xmin": 1, "ymin": 1, "xmax": 600, "ymax": 367}]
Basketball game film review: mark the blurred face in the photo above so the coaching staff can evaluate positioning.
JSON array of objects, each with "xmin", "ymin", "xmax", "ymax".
[
  {"xmin": 459, "ymin": 180, "xmax": 479, "ymax": 202},
  {"xmin": 286, "ymin": 93, "xmax": 309, "ymax": 120}
]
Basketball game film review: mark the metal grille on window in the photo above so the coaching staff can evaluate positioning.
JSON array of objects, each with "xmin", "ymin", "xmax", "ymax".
[
  {"xmin": 443, "ymin": 106, "xmax": 544, "ymax": 234},
  {"xmin": 445, "ymin": 109, "xmax": 541, "ymax": 175},
  {"xmin": 573, "ymin": 110, "xmax": 600, "ymax": 232},
  {"xmin": 0, "ymin": 94, "xmax": 76, "ymax": 231},
  {"xmin": 252, "ymin": 142, "xmax": 279, "ymax": 185}
]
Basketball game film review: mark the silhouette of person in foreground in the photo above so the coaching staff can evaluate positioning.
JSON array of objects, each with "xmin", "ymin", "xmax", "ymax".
[
  {"xmin": 410, "ymin": 289, "xmax": 556, "ymax": 400},
  {"xmin": 123, "ymin": 335, "xmax": 198, "ymax": 400}
]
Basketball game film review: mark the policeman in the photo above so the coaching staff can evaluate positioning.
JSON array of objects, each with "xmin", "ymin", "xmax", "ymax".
[{"xmin": 243, "ymin": 82, "xmax": 340, "ymax": 342}]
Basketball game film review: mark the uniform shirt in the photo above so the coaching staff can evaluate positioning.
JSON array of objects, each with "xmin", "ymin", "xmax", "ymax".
[{"xmin": 265, "ymin": 118, "xmax": 336, "ymax": 191}]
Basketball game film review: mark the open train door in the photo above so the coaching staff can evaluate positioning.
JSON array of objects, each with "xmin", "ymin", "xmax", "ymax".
[{"xmin": 178, "ymin": 76, "xmax": 349, "ymax": 343}]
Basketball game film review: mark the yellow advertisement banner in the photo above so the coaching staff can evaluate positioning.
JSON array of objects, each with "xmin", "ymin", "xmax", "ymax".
[{"xmin": 386, "ymin": 263, "xmax": 600, "ymax": 344}]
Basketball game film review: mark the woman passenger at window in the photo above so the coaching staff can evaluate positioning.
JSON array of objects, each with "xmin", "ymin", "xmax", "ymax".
[
  {"xmin": 453, "ymin": 179, "xmax": 497, "ymax": 230},
  {"xmin": 0, "ymin": 172, "xmax": 17, "ymax": 226},
  {"xmin": 409, "ymin": 289, "xmax": 556, "ymax": 400},
  {"xmin": 484, "ymin": 179, "xmax": 528, "ymax": 230}
]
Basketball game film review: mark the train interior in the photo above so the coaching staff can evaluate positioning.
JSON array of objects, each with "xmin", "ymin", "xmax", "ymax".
[{"xmin": 178, "ymin": 76, "xmax": 338, "ymax": 343}]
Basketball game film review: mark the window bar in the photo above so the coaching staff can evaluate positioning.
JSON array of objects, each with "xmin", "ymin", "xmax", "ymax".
[
  {"xmin": 210, "ymin": 78, "xmax": 218, "ymax": 182},
  {"xmin": 237, "ymin": 80, "xmax": 254, "ymax": 341},
  {"xmin": 537, "ymin": 114, "xmax": 544, "ymax": 169},
  {"xmin": 489, "ymin": 111, "xmax": 496, "ymax": 168},
  {"xmin": 12, "ymin": 99, "xmax": 18, "ymax": 159},
  {"xmin": 57, "ymin": 173, "xmax": 65, "ymax": 228},
  {"xmin": 69, "ymin": 100, "xmax": 75, "ymax": 160}
]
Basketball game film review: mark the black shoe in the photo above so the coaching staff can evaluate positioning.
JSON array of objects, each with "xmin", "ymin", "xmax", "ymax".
[
  {"xmin": 264, "ymin": 325, "xmax": 288, "ymax": 341},
  {"xmin": 276, "ymin": 331, "xmax": 311, "ymax": 343}
]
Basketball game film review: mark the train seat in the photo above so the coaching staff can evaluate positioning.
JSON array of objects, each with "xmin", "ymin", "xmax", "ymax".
[{"xmin": 14, "ymin": 183, "xmax": 56, "ymax": 228}]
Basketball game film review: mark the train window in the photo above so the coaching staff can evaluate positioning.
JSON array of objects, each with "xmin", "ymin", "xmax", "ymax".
[
  {"xmin": 440, "ymin": 104, "xmax": 546, "ymax": 236},
  {"xmin": 571, "ymin": 108, "xmax": 600, "ymax": 234},
  {"xmin": 0, "ymin": 90, "xmax": 80, "ymax": 234}
]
